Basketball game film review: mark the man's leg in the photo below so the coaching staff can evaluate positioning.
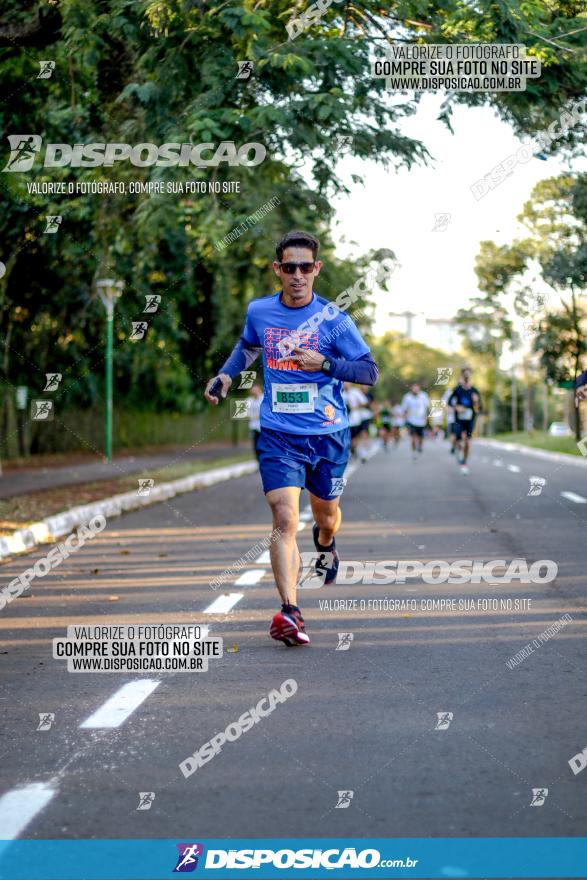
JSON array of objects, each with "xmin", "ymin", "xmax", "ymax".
[
  {"xmin": 310, "ymin": 494, "xmax": 342, "ymax": 549},
  {"xmin": 265, "ymin": 486, "xmax": 301, "ymax": 607},
  {"xmin": 462, "ymin": 435, "xmax": 470, "ymax": 463}
]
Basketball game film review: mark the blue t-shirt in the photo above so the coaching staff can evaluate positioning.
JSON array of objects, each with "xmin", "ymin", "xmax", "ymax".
[{"xmin": 242, "ymin": 292, "xmax": 370, "ymax": 435}]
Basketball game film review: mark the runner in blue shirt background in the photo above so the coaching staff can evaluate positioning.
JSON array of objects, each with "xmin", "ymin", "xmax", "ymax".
[{"xmin": 205, "ymin": 230, "xmax": 378, "ymax": 646}]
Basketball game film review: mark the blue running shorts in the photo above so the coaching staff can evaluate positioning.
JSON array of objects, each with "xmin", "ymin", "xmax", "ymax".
[{"xmin": 257, "ymin": 427, "xmax": 351, "ymax": 499}]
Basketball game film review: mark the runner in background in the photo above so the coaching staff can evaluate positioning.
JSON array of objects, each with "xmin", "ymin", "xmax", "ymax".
[
  {"xmin": 390, "ymin": 400, "xmax": 404, "ymax": 447},
  {"xmin": 401, "ymin": 383, "xmax": 430, "ymax": 460},
  {"xmin": 376, "ymin": 400, "xmax": 393, "ymax": 451},
  {"xmin": 343, "ymin": 382, "xmax": 371, "ymax": 462},
  {"xmin": 448, "ymin": 367, "xmax": 482, "ymax": 475}
]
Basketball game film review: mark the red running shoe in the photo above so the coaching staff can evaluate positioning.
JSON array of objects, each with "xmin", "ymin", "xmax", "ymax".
[{"xmin": 269, "ymin": 605, "xmax": 310, "ymax": 646}]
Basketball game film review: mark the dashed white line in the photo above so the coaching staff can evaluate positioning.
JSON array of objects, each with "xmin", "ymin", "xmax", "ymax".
[
  {"xmin": 204, "ymin": 592, "xmax": 244, "ymax": 614},
  {"xmin": 493, "ymin": 459, "xmax": 504, "ymax": 467},
  {"xmin": 234, "ymin": 569, "xmax": 265, "ymax": 586},
  {"xmin": 79, "ymin": 679, "xmax": 160, "ymax": 729},
  {"xmin": 297, "ymin": 522, "xmax": 307, "ymax": 532},
  {"xmin": 255, "ymin": 549, "xmax": 271, "ymax": 564},
  {"xmin": 561, "ymin": 491, "xmax": 587, "ymax": 504},
  {"xmin": 0, "ymin": 782, "xmax": 57, "ymax": 839},
  {"xmin": 299, "ymin": 508, "xmax": 313, "ymax": 522},
  {"xmin": 507, "ymin": 464, "xmax": 521, "ymax": 473}
]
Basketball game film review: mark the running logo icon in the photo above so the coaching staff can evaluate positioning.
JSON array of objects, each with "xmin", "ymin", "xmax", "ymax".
[
  {"xmin": 336, "ymin": 632, "xmax": 354, "ymax": 651},
  {"xmin": 136, "ymin": 792, "xmax": 155, "ymax": 811},
  {"xmin": 298, "ymin": 551, "xmax": 334, "ymax": 589},
  {"xmin": 237, "ymin": 371, "xmax": 256, "ymax": 390},
  {"xmin": 43, "ymin": 373, "xmax": 62, "ymax": 391},
  {"xmin": 44, "ymin": 215, "xmax": 62, "ymax": 233},
  {"xmin": 335, "ymin": 790, "xmax": 354, "ymax": 809},
  {"xmin": 3, "ymin": 134, "xmax": 42, "ymax": 171},
  {"xmin": 144, "ymin": 294, "xmax": 161, "ymax": 313},
  {"xmin": 37, "ymin": 713, "xmax": 55, "ymax": 730},
  {"xmin": 435, "ymin": 367, "xmax": 453, "ymax": 385},
  {"xmin": 530, "ymin": 788, "xmax": 548, "ymax": 806},
  {"xmin": 528, "ymin": 477, "xmax": 546, "ymax": 497},
  {"xmin": 173, "ymin": 843, "xmax": 204, "ymax": 872},
  {"xmin": 130, "ymin": 321, "xmax": 148, "ymax": 340},
  {"xmin": 435, "ymin": 712, "xmax": 453, "ymax": 730},
  {"xmin": 31, "ymin": 400, "xmax": 54, "ymax": 421},
  {"xmin": 37, "ymin": 61, "xmax": 55, "ymax": 79}
]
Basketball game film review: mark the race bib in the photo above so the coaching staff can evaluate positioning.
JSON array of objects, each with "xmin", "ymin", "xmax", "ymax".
[
  {"xmin": 460, "ymin": 407, "xmax": 474, "ymax": 420},
  {"xmin": 271, "ymin": 382, "xmax": 317, "ymax": 413}
]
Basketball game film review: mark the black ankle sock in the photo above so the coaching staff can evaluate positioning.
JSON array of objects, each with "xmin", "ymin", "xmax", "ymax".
[{"xmin": 282, "ymin": 602, "xmax": 300, "ymax": 613}]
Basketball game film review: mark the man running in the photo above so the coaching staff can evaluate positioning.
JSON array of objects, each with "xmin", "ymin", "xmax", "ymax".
[
  {"xmin": 401, "ymin": 383, "xmax": 430, "ymax": 459},
  {"xmin": 205, "ymin": 231, "xmax": 378, "ymax": 646},
  {"xmin": 448, "ymin": 367, "xmax": 482, "ymax": 475}
]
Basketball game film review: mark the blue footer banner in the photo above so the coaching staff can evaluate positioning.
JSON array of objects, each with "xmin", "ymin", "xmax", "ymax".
[{"xmin": 0, "ymin": 838, "xmax": 586, "ymax": 879}]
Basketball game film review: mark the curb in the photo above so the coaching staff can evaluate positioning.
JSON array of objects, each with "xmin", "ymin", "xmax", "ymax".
[
  {"xmin": 478, "ymin": 439, "xmax": 587, "ymax": 468},
  {"xmin": 0, "ymin": 460, "xmax": 258, "ymax": 561}
]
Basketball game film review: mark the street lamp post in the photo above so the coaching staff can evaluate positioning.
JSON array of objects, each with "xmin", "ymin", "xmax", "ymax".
[{"xmin": 96, "ymin": 279, "xmax": 124, "ymax": 461}]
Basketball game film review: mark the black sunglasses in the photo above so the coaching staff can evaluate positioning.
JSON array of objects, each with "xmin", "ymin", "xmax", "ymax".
[{"xmin": 278, "ymin": 261, "xmax": 316, "ymax": 275}]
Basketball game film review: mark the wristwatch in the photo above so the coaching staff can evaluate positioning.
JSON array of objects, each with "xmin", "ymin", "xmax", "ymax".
[{"xmin": 322, "ymin": 357, "xmax": 333, "ymax": 374}]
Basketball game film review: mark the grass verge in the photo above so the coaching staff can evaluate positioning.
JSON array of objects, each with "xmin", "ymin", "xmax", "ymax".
[
  {"xmin": 0, "ymin": 453, "xmax": 252, "ymax": 536},
  {"xmin": 489, "ymin": 431, "xmax": 585, "ymax": 457}
]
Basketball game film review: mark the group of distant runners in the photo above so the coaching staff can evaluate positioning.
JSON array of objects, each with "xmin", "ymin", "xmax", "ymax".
[{"xmin": 205, "ymin": 230, "xmax": 483, "ymax": 646}]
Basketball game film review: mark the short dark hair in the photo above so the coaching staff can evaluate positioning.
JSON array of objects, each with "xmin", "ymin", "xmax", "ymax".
[{"xmin": 276, "ymin": 230, "xmax": 319, "ymax": 261}]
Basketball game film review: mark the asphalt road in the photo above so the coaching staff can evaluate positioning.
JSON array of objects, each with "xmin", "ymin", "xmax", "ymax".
[{"xmin": 0, "ymin": 436, "xmax": 586, "ymax": 846}]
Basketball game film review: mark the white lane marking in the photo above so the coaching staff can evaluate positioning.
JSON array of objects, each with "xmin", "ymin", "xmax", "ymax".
[
  {"xmin": 507, "ymin": 464, "xmax": 521, "ymax": 473},
  {"xmin": 0, "ymin": 782, "xmax": 56, "ymax": 839},
  {"xmin": 204, "ymin": 592, "xmax": 244, "ymax": 614},
  {"xmin": 297, "ymin": 522, "xmax": 306, "ymax": 532},
  {"xmin": 299, "ymin": 507, "xmax": 313, "ymax": 522},
  {"xmin": 255, "ymin": 549, "xmax": 271, "ymax": 564},
  {"xmin": 561, "ymin": 491, "xmax": 587, "ymax": 504},
  {"xmin": 234, "ymin": 569, "xmax": 265, "ymax": 586},
  {"xmin": 481, "ymin": 456, "xmax": 488, "ymax": 464},
  {"xmin": 493, "ymin": 459, "xmax": 504, "ymax": 467},
  {"xmin": 80, "ymin": 679, "xmax": 160, "ymax": 729}
]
